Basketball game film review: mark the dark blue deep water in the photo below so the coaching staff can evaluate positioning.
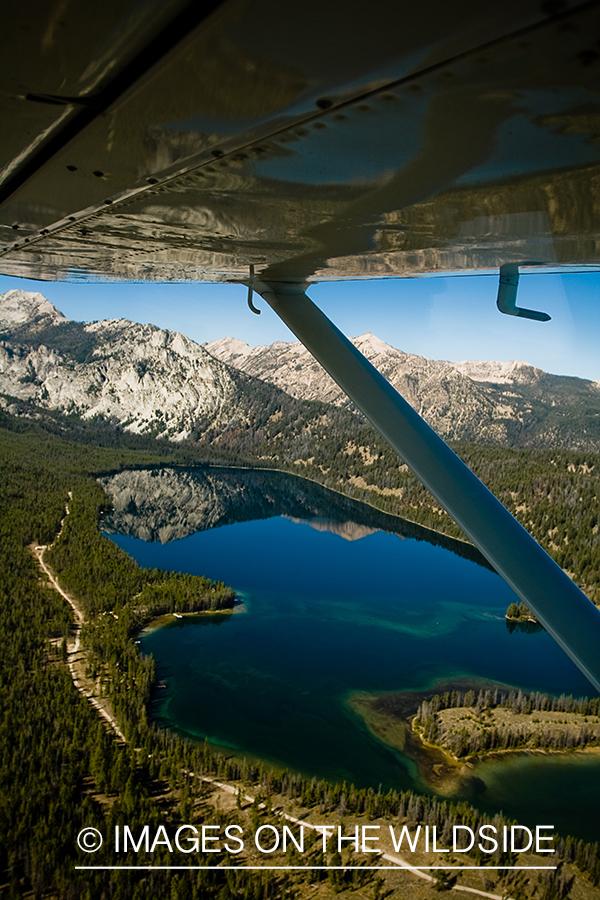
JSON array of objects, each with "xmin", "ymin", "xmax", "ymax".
[{"xmin": 105, "ymin": 468, "xmax": 600, "ymax": 842}]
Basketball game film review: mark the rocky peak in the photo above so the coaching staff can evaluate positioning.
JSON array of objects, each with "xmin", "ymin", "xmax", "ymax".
[
  {"xmin": 203, "ymin": 336, "xmax": 253, "ymax": 363},
  {"xmin": 453, "ymin": 359, "xmax": 543, "ymax": 384},
  {"xmin": 0, "ymin": 293, "xmax": 237, "ymax": 441},
  {"xmin": 0, "ymin": 289, "xmax": 66, "ymax": 330},
  {"xmin": 205, "ymin": 330, "xmax": 600, "ymax": 449},
  {"xmin": 353, "ymin": 332, "xmax": 396, "ymax": 356}
]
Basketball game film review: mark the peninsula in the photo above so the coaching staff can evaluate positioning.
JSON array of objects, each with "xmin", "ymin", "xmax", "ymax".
[{"xmin": 413, "ymin": 689, "xmax": 600, "ymax": 759}]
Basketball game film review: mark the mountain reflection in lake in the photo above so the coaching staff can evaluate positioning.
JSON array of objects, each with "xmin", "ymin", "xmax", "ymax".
[
  {"xmin": 102, "ymin": 466, "xmax": 600, "ymax": 843},
  {"xmin": 101, "ymin": 465, "xmax": 488, "ymax": 561}
]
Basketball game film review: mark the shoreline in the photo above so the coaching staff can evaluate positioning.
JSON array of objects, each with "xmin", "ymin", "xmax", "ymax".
[
  {"xmin": 100, "ymin": 460, "xmax": 480, "ymax": 554},
  {"xmin": 33, "ymin": 491, "xmax": 243, "ymax": 742},
  {"xmin": 410, "ymin": 714, "xmax": 600, "ymax": 786},
  {"xmin": 137, "ymin": 599, "xmax": 245, "ymax": 637},
  {"xmin": 348, "ymin": 688, "xmax": 600, "ymax": 798},
  {"xmin": 505, "ymin": 615, "xmax": 538, "ymax": 623}
]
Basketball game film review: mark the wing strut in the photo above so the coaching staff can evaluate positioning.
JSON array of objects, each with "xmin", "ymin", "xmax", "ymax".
[{"xmin": 256, "ymin": 279, "xmax": 600, "ymax": 693}]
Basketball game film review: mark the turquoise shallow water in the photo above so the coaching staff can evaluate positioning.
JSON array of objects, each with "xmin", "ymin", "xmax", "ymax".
[{"xmin": 106, "ymin": 468, "xmax": 600, "ymax": 842}]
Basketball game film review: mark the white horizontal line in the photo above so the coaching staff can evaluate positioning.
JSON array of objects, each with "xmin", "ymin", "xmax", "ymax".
[{"xmin": 75, "ymin": 865, "xmax": 558, "ymax": 871}]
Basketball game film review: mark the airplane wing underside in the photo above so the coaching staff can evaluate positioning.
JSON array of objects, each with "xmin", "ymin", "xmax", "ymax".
[{"xmin": 2, "ymin": 0, "xmax": 600, "ymax": 283}]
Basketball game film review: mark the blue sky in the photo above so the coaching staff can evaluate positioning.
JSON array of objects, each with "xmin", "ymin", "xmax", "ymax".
[{"xmin": 1, "ymin": 270, "xmax": 598, "ymax": 380}]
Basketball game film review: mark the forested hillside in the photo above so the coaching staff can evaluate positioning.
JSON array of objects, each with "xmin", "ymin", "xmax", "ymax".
[
  {"xmin": 2, "ymin": 292, "xmax": 598, "ymax": 604},
  {"xmin": 206, "ymin": 332, "xmax": 600, "ymax": 450},
  {"xmin": 195, "ymin": 382, "xmax": 600, "ymax": 605},
  {"xmin": 3, "ymin": 372, "xmax": 600, "ymax": 606},
  {"xmin": 2, "ymin": 417, "xmax": 600, "ymax": 897},
  {"xmin": 0, "ymin": 427, "xmax": 297, "ymax": 898}
]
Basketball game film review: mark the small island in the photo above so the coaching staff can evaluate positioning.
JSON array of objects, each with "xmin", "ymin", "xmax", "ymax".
[{"xmin": 506, "ymin": 601, "xmax": 538, "ymax": 623}]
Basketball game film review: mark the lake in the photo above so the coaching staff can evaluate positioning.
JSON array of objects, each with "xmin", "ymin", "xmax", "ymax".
[{"xmin": 102, "ymin": 465, "xmax": 600, "ymax": 842}]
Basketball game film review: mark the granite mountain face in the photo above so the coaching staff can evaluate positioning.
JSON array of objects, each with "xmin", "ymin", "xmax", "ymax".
[
  {"xmin": 0, "ymin": 289, "xmax": 599, "ymax": 451},
  {"xmin": 0, "ymin": 290, "xmax": 238, "ymax": 442},
  {"xmin": 205, "ymin": 334, "xmax": 600, "ymax": 450}
]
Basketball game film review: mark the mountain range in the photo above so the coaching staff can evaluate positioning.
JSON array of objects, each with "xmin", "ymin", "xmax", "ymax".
[
  {"xmin": 1, "ymin": 289, "xmax": 599, "ymax": 451},
  {"xmin": 208, "ymin": 334, "xmax": 600, "ymax": 449},
  {"xmin": 0, "ymin": 290, "xmax": 239, "ymax": 442}
]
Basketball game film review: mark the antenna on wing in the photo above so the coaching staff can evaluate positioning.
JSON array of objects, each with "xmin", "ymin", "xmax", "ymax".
[
  {"xmin": 497, "ymin": 263, "xmax": 551, "ymax": 321},
  {"xmin": 247, "ymin": 264, "xmax": 261, "ymax": 314}
]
